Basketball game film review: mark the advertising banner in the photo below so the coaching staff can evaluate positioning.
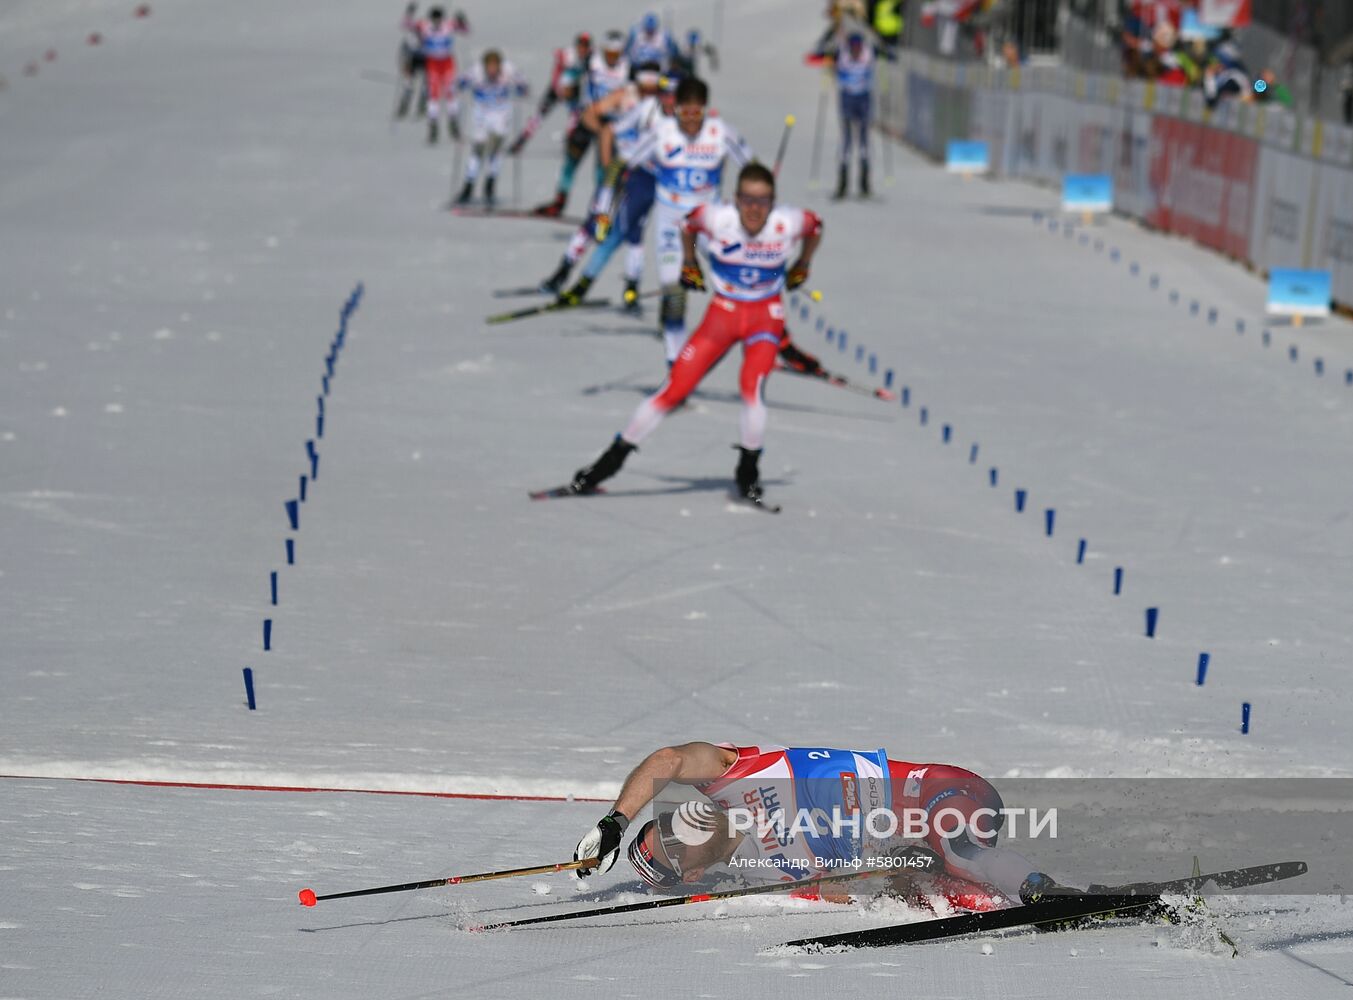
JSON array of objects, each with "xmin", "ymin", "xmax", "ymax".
[{"xmin": 1148, "ymin": 116, "xmax": 1258, "ymax": 258}]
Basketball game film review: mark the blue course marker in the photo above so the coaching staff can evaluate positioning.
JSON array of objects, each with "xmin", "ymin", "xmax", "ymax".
[
  {"xmin": 1130, "ymin": 262, "xmax": 1139, "ymax": 276},
  {"xmin": 1241, "ymin": 702, "xmax": 1251, "ymax": 734},
  {"xmin": 919, "ymin": 407, "xmax": 928, "ymax": 426},
  {"xmin": 322, "ymin": 374, "xmax": 330, "ymax": 395},
  {"xmin": 1262, "ymin": 330, "xmax": 1271, "ymax": 347},
  {"xmin": 1044, "ymin": 509, "xmax": 1055, "ymax": 536},
  {"xmin": 243, "ymin": 668, "xmax": 257, "ymax": 710},
  {"xmin": 285, "ymin": 500, "xmax": 299, "ymax": 532},
  {"xmin": 317, "ymin": 395, "xmax": 325, "ymax": 415},
  {"xmin": 1346, "ymin": 369, "xmax": 1353, "ymax": 386},
  {"xmin": 827, "ymin": 328, "xmax": 835, "ymax": 343},
  {"xmin": 286, "ymin": 538, "xmax": 295, "ymax": 565},
  {"xmin": 270, "ymin": 571, "xmax": 278, "ymax": 606},
  {"xmin": 1015, "ymin": 489, "xmax": 1027, "ymax": 512},
  {"xmin": 816, "ymin": 316, "xmax": 825, "ymax": 331},
  {"xmin": 1111, "ymin": 248, "xmax": 1120, "ymax": 261},
  {"xmin": 263, "ymin": 618, "xmax": 273, "ymax": 651},
  {"xmin": 884, "ymin": 369, "xmax": 894, "ymax": 389},
  {"xmin": 855, "ymin": 345, "xmax": 864, "ymax": 363},
  {"xmin": 317, "ymin": 413, "xmax": 324, "ymax": 438},
  {"xmin": 1190, "ymin": 301, "xmax": 1199, "ymax": 316},
  {"xmin": 299, "ymin": 475, "xmax": 307, "ymax": 503},
  {"xmin": 1145, "ymin": 607, "xmax": 1158, "ymax": 638},
  {"xmin": 1076, "ymin": 538, "xmax": 1087, "ymax": 564},
  {"xmin": 1289, "ymin": 345, "xmax": 1298, "ymax": 362},
  {"xmin": 1150, "ymin": 275, "xmax": 1160, "ymax": 289},
  {"xmin": 901, "ymin": 387, "xmax": 910, "ymax": 407},
  {"xmin": 1113, "ymin": 567, "xmax": 1124, "ymax": 595},
  {"xmin": 968, "ymin": 443, "xmax": 978, "ymax": 464},
  {"xmin": 1235, "ymin": 319, "xmax": 1246, "ymax": 334},
  {"xmin": 1207, "ymin": 308, "xmax": 1217, "ymax": 325},
  {"xmin": 989, "ymin": 467, "xmax": 998, "ymax": 487},
  {"xmin": 868, "ymin": 354, "xmax": 877, "ymax": 374},
  {"xmin": 1315, "ymin": 358, "xmax": 1324, "ymax": 376},
  {"xmin": 839, "ymin": 331, "xmax": 848, "ymax": 352},
  {"xmin": 1196, "ymin": 652, "xmax": 1210, "ymax": 686}
]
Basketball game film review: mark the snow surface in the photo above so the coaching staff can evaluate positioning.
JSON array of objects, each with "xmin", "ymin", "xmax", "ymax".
[{"xmin": 2, "ymin": 0, "xmax": 1352, "ymax": 996}]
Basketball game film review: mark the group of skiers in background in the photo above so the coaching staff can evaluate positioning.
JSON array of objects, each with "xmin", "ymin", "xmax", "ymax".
[{"xmin": 394, "ymin": 4, "xmax": 894, "ymax": 505}]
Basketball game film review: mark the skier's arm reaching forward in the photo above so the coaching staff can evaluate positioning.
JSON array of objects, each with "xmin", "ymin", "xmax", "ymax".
[{"xmin": 573, "ymin": 742, "xmax": 735, "ymax": 877}]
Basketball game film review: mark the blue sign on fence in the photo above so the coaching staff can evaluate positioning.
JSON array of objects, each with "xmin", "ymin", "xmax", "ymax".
[
  {"xmin": 946, "ymin": 139, "xmax": 990, "ymax": 175},
  {"xmin": 1062, "ymin": 173, "xmax": 1113, "ymax": 214},
  {"xmin": 1266, "ymin": 269, "xmax": 1332, "ymax": 321}
]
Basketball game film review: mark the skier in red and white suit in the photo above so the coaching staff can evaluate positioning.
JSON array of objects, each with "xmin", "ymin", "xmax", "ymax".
[
  {"xmin": 567, "ymin": 162, "xmax": 821, "ymax": 503},
  {"xmin": 418, "ymin": 7, "xmax": 468, "ymax": 144},
  {"xmin": 572, "ymin": 742, "xmax": 1071, "ymax": 910}
]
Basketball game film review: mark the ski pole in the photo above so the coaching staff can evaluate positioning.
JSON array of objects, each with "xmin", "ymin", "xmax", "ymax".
[
  {"xmin": 469, "ymin": 868, "xmax": 886, "ymax": 931},
  {"xmin": 772, "ymin": 114, "xmax": 796, "ymax": 177},
  {"xmin": 807, "ymin": 71, "xmax": 830, "ymax": 189},
  {"xmin": 298, "ymin": 857, "xmax": 600, "ymax": 907},
  {"xmin": 449, "ymin": 109, "xmax": 465, "ymax": 206},
  {"xmin": 879, "ymin": 70, "xmax": 894, "ymax": 186},
  {"xmin": 512, "ymin": 102, "xmax": 522, "ymax": 209}
]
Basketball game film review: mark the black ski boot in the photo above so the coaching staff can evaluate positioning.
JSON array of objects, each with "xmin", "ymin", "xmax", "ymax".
[
  {"xmin": 558, "ymin": 274, "xmax": 592, "ymax": 306},
  {"xmin": 833, "ymin": 163, "xmax": 848, "ymax": 200},
  {"xmin": 1019, "ymin": 873, "xmax": 1082, "ymax": 905},
  {"xmin": 859, "ymin": 160, "xmax": 871, "ymax": 198},
  {"xmin": 539, "ymin": 258, "xmax": 572, "ymax": 294},
  {"xmin": 571, "ymin": 436, "xmax": 635, "ymax": 494},
  {"xmin": 622, "ymin": 279, "xmax": 641, "ymax": 314},
  {"xmin": 533, "ymin": 192, "xmax": 566, "ymax": 218},
  {"xmin": 484, "ymin": 175, "xmax": 496, "ymax": 208},
  {"xmin": 454, "ymin": 179, "xmax": 474, "ymax": 206},
  {"xmin": 427, "ymin": 119, "xmax": 439, "ymax": 145},
  {"xmin": 735, "ymin": 446, "xmax": 763, "ymax": 500}
]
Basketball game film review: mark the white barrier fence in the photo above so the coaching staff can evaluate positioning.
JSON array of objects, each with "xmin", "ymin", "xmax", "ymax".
[{"xmin": 881, "ymin": 53, "xmax": 1353, "ymax": 309}]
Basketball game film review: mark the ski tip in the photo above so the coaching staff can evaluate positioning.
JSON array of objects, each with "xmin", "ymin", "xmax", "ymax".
[
  {"xmin": 874, "ymin": 389, "xmax": 897, "ymax": 402},
  {"xmin": 298, "ymin": 888, "xmax": 317, "ymax": 907}
]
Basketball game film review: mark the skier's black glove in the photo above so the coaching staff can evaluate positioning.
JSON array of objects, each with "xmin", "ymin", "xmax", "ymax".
[
  {"xmin": 778, "ymin": 339, "xmax": 823, "ymax": 376},
  {"xmin": 785, "ymin": 262, "xmax": 810, "ymax": 290},
  {"xmin": 574, "ymin": 810, "xmax": 629, "ymax": 878},
  {"xmin": 680, "ymin": 261, "xmax": 706, "ymax": 292}
]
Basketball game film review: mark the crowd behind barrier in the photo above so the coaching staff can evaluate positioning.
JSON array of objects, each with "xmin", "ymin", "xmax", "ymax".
[{"xmin": 879, "ymin": 50, "xmax": 1353, "ymax": 310}]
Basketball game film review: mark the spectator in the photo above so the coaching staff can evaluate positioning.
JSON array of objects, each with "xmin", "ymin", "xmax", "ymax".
[{"xmin": 1251, "ymin": 68, "xmax": 1293, "ymax": 108}]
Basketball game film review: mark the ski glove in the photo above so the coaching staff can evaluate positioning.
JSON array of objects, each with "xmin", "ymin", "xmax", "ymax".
[
  {"xmin": 785, "ymin": 262, "xmax": 810, "ymax": 290},
  {"xmin": 574, "ymin": 810, "xmax": 629, "ymax": 877},
  {"xmin": 680, "ymin": 261, "xmax": 707, "ymax": 292},
  {"xmin": 778, "ymin": 340, "xmax": 824, "ymax": 376}
]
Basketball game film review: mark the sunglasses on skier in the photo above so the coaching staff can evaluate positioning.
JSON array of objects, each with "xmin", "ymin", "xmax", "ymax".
[{"xmin": 736, "ymin": 193, "xmax": 774, "ymax": 209}]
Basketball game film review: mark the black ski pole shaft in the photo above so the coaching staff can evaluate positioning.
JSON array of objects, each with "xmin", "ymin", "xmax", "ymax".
[
  {"xmin": 298, "ymin": 857, "xmax": 599, "ymax": 906},
  {"xmin": 772, "ymin": 114, "xmax": 796, "ymax": 177},
  {"xmin": 808, "ymin": 72, "xmax": 830, "ymax": 188},
  {"xmin": 471, "ymin": 869, "xmax": 884, "ymax": 931}
]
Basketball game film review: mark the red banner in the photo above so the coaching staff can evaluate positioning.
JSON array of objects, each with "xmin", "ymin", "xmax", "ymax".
[
  {"xmin": 1148, "ymin": 116, "xmax": 1258, "ymax": 258},
  {"xmin": 1199, "ymin": 0, "xmax": 1252, "ymax": 28}
]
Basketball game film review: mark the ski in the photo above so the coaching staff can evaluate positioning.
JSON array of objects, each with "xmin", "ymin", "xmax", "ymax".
[
  {"xmin": 469, "ymin": 869, "xmax": 885, "ymax": 932},
  {"xmin": 487, "ymin": 298, "xmax": 611, "ymax": 325},
  {"xmin": 1084, "ymin": 859, "xmax": 1307, "ymax": 897},
  {"xmin": 783, "ymin": 892, "xmax": 1168, "ymax": 951},
  {"xmin": 528, "ymin": 485, "xmax": 605, "ymax": 500},
  {"xmin": 731, "ymin": 493, "xmax": 781, "ymax": 514},
  {"xmin": 776, "ymin": 363, "xmax": 895, "ymax": 402},
  {"xmin": 780, "ymin": 860, "xmax": 1307, "ymax": 951},
  {"xmin": 493, "ymin": 286, "xmax": 551, "ymax": 298}
]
